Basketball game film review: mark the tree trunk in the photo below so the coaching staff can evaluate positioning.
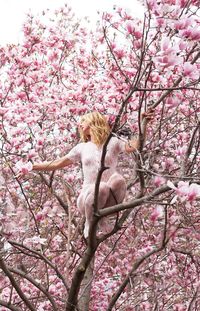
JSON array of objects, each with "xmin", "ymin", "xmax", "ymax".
[{"xmin": 78, "ymin": 257, "xmax": 95, "ymax": 311}]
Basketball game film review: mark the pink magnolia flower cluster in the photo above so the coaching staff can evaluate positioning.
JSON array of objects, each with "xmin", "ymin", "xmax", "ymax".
[
  {"xmin": 15, "ymin": 160, "xmax": 33, "ymax": 175},
  {"xmin": 168, "ymin": 181, "xmax": 200, "ymax": 205}
]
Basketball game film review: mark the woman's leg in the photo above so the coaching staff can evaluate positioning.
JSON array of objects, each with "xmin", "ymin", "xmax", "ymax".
[
  {"xmin": 77, "ymin": 174, "xmax": 126, "ymax": 237},
  {"xmin": 106, "ymin": 173, "xmax": 126, "ymax": 207},
  {"xmin": 78, "ymin": 183, "xmax": 110, "ymax": 238},
  {"xmin": 98, "ymin": 173, "xmax": 127, "ymax": 233}
]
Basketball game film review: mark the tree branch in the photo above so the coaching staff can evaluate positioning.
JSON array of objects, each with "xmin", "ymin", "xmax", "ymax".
[
  {"xmin": 8, "ymin": 266, "xmax": 58, "ymax": 311},
  {"xmin": 0, "ymin": 257, "xmax": 36, "ymax": 311},
  {"xmin": 8, "ymin": 240, "xmax": 69, "ymax": 291},
  {"xmin": 0, "ymin": 300, "xmax": 21, "ymax": 311},
  {"xmin": 99, "ymin": 184, "xmax": 172, "ymax": 217}
]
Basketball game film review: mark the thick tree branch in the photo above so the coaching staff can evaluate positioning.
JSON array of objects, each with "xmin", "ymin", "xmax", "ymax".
[
  {"xmin": 65, "ymin": 245, "xmax": 98, "ymax": 311},
  {"xmin": 99, "ymin": 184, "xmax": 172, "ymax": 217}
]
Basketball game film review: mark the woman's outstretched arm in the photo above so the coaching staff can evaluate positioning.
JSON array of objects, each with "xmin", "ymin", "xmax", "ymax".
[{"xmin": 33, "ymin": 156, "xmax": 73, "ymax": 171}]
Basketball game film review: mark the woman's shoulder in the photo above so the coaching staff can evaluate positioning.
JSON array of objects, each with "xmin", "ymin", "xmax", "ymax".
[
  {"xmin": 77, "ymin": 141, "xmax": 94, "ymax": 151},
  {"xmin": 109, "ymin": 135, "xmax": 126, "ymax": 152},
  {"xmin": 110, "ymin": 135, "xmax": 122, "ymax": 145}
]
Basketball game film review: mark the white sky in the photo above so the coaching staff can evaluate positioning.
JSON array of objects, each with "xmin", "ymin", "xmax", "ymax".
[{"xmin": 0, "ymin": 0, "xmax": 144, "ymax": 45}]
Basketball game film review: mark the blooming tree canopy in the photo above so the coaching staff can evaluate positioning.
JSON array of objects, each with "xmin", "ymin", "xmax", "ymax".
[{"xmin": 0, "ymin": 0, "xmax": 200, "ymax": 310}]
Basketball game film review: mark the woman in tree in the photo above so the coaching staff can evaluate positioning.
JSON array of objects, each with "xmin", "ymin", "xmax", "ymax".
[{"xmin": 32, "ymin": 111, "xmax": 153, "ymax": 237}]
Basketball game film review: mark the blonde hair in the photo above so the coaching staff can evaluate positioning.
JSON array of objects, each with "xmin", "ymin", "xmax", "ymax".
[{"xmin": 79, "ymin": 111, "xmax": 110, "ymax": 146}]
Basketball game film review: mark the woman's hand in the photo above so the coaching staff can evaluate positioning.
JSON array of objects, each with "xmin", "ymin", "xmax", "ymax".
[{"xmin": 141, "ymin": 108, "xmax": 155, "ymax": 123}]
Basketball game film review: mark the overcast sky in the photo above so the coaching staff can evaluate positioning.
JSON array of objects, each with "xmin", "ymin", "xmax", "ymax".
[{"xmin": 0, "ymin": 0, "xmax": 144, "ymax": 45}]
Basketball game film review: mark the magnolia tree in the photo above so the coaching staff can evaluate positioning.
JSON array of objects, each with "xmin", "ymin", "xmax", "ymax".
[{"xmin": 0, "ymin": 0, "xmax": 200, "ymax": 310}]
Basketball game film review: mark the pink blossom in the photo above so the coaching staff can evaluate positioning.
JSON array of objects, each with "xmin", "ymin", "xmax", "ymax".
[
  {"xmin": 35, "ymin": 212, "xmax": 44, "ymax": 222},
  {"xmin": 163, "ymin": 54, "xmax": 180, "ymax": 66},
  {"xmin": 174, "ymin": 18, "xmax": 192, "ymax": 31},
  {"xmin": 175, "ymin": 146, "xmax": 187, "ymax": 161},
  {"xmin": 190, "ymin": 29, "xmax": 200, "ymax": 40},
  {"xmin": 134, "ymin": 30, "xmax": 142, "ymax": 39},
  {"xmin": 186, "ymin": 184, "xmax": 200, "ymax": 203},
  {"xmin": 156, "ymin": 18, "xmax": 166, "ymax": 28},
  {"xmin": 153, "ymin": 175, "xmax": 166, "ymax": 187},
  {"xmin": 48, "ymin": 51, "xmax": 59, "ymax": 62},
  {"xmin": 174, "ymin": 303, "xmax": 186, "ymax": 311},
  {"xmin": 183, "ymin": 62, "xmax": 198, "ymax": 79},
  {"xmin": 115, "ymin": 49, "xmax": 125, "ymax": 59},
  {"xmin": 126, "ymin": 22, "xmax": 134, "ymax": 34},
  {"xmin": 180, "ymin": 27, "xmax": 200, "ymax": 40},
  {"xmin": 15, "ymin": 160, "xmax": 33, "ymax": 175},
  {"xmin": 150, "ymin": 206, "xmax": 163, "ymax": 222},
  {"xmin": 179, "ymin": 40, "xmax": 187, "ymax": 50},
  {"xmin": 28, "ymin": 149, "xmax": 37, "ymax": 159},
  {"xmin": 166, "ymin": 96, "xmax": 180, "ymax": 107},
  {"xmin": 149, "ymin": 72, "xmax": 160, "ymax": 82},
  {"xmin": 155, "ymin": 53, "xmax": 181, "ymax": 67},
  {"xmin": 103, "ymin": 12, "xmax": 112, "ymax": 22},
  {"xmin": 161, "ymin": 157, "xmax": 175, "ymax": 170},
  {"xmin": 161, "ymin": 36, "xmax": 171, "ymax": 51},
  {"xmin": 64, "ymin": 173, "xmax": 75, "ymax": 182},
  {"xmin": 36, "ymin": 137, "xmax": 44, "ymax": 146},
  {"xmin": 167, "ymin": 181, "xmax": 200, "ymax": 203},
  {"xmin": 0, "ymin": 107, "xmax": 8, "ymax": 115},
  {"xmin": 17, "ymin": 92, "xmax": 27, "ymax": 101}
]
